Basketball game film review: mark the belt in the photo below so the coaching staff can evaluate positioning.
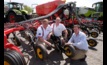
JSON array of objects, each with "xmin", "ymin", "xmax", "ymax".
[
  {"xmin": 53, "ymin": 34, "xmax": 62, "ymax": 38},
  {"xmin": 74, "ymin": 46, "xmax": 87, "ymax": 51}
]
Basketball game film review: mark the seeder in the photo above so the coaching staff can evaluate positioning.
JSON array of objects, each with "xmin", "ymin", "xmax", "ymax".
[{"xmin": 4, "ymin": 2, "xmax": 100, "ymax": 64}]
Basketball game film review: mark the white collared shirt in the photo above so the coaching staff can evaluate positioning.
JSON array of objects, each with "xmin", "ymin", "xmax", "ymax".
[
  {"xmin": 36, "ymin": 25, "xmax": 52, "ymax": 40},
  {"xmin": 51, "ymin": 23, "xmax": 66, "ymax": 36},
  {"xmin": 68, "ymin": 31, "xmax": 88, "ymax": 50}
]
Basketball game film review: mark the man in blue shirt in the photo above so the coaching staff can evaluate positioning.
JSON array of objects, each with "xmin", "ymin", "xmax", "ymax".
[{"xmin": 67, "ymin": 25, "xmax": 88, "ymax": 61}]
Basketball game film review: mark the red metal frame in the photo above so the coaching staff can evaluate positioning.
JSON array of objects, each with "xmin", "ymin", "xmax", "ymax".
[
  {"xmin": 4, "ymin": 21, "xmax": 41, "ymax": 55},
  {"xmin": 4, "ymin": 25, "xmax": 25, "ymax": 55}
]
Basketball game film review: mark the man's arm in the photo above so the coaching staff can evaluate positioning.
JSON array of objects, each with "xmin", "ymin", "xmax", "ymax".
[
  {"xmin": 63, "ymin": 29, "xmax": 68, "ymax": 40},
  {"xmin": 38, "ymin": 37, "xmax": 51, "ymax": 46},
  {"xmin": 47, "ymin": 32, "xmax": 53, "ymax": 40},
  {"xmin": 36, "ymin": 27, "xmax": 52, "ymax": 46},
  {"xmin": 50, "ymin": 23, "xmax": 54, "ymax": 34},
  {"xmin": 72, "ymin": 35, "xmax": 87, "ymax": 48},
  {"xmin": 47, "ymin": 25, "xmax": 53, "ymax": 40},
  {"xmin": 61, "ymin": 24, "xmax": 68, "ymax": 39}
]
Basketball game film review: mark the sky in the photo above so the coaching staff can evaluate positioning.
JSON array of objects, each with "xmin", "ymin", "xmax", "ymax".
[{"xmin": 4, "ymin": 0, "xmax": 103, "ymax": 8}]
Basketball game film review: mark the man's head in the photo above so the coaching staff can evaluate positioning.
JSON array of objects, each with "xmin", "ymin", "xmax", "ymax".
[
  {"xmin": 73, "ymin": 25, "xmax": 80, "ymax": 35},
  {"xmin": 55, "ymin": 17, "xmax": 61, "ymax": 24},
  {"xmin": 42, "ymin": 19, "xmax": 49, "ymax": 27}
]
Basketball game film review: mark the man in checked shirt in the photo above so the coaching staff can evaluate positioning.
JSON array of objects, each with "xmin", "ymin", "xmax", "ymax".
[{"xmin": 66, "ymin": 25, "xmax": 89, "ymax": 61}]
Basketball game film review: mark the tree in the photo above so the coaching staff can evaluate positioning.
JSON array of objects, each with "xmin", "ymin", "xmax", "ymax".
[{"xmin": 24, "ymin": 5, "xmax": 33, "ymax": 14}]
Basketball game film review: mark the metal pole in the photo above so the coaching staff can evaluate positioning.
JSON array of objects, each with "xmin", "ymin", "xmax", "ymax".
[{"xmin": 31, "ymin": 4, "xmax": 38, "ymax": 13}]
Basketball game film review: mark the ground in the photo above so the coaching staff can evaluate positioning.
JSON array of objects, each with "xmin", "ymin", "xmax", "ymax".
[{"xmin": 10, "ymin": 32, "xmax": 103, "ymax": 65}]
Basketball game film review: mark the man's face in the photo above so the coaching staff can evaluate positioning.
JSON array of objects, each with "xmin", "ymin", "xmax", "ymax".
[
  {"xmin": 42, "ymin": 20, "xmax": 48, "ymax": 27},
  {"xmin": 56, "ymin": 18, "xmax": 61, "ymax": 23},
  {"xmin": 44, "ymin": 22, "xmax": 48, "ymax": 26},
  {"xmin": 73, "ymin": 26, "xmax": 79, "ymax": 34}
]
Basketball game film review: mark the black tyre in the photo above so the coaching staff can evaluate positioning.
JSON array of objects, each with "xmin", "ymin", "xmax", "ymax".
[
  {"xmin": 90, "ymin": 31, "xmax": 99, "ymax": 38},
  {"xmin": 87, "ymin": 39, "xmax": 98, "ymax": 47},
  {"xmin": 35, "ymin": 44, "xmax": 48, "ymax": 60},
  {"xmin": 4, "ymin": 50, "xmax": 26, "ymax": 65},
  {"xmin": 67, "ymin": 28, "xmax": 73, "ymax": 40},
  {"xmin": 82, "ymin": 29, "xmax": 90, "ymax": 37},
  {"xmin": 7, "ymin": 12, "xmax": 16, "ymax": 23},
  {"xmin": 64, "ymin": 45, "xmax": 75, "ymax": 58},
  {"xmin": 63, "ymin": 28, "xmax": 72, "ymax": 41}
]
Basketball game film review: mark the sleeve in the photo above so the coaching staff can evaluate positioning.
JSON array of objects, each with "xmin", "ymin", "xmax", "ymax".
[
  {"xmin": 50, "ymin": 24, "xmax": 54, "ymax": 33},
  {"xmin": 72, "ymin": 34, "xmax": 87, "ymax": 47},
  {"xmin": 51, "ymin": 24, "xmax": 53, "ymax": 29},
  {"xmin": 61, "ymin": 24, "xmax": 66, "ymax": 31},
  {"xmin": 68, "ymin": 33, "xmax": 74, "ymax": 43},
  {"xmin": 49, "ymin": 25, "xmax": 52, "ymax": 32},
  {"xmin": 36, "ymin": 27, "xmax": 42, "ymax": 38}
]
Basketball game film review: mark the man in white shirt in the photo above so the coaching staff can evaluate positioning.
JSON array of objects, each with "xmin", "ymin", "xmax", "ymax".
[
  {"xmin": 51, "ymin": 17, "xmax": 68, "ymax": 52},
  {"xmin": 66, "ymin": 25, "xmax": 88, "ymax": 61},
  {"xmin": 51, "ymin": 17, "xmax": 68, "ymax": 42},
  {"xmin": 36, "ymin": 19, "xmax": 53, "ymax": 48}
]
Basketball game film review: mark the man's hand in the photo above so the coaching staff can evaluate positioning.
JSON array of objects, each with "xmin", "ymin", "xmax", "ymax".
[
  {"xmin": 46, "ymin": 42, "xmax": 55, "ymax": 48},
  {"xmin": 45, "ymin": 41, "xmax": 51, "ymax": 46},
  {"xmin": 64, "ymin": 37, "xmax": 67, "ymax": 42},
  {"xmin": 65, "ymin": 42, "xmax": 73, "ymax": 46}
]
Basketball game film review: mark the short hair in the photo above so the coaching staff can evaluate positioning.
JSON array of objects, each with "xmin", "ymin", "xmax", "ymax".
[
  {"xmin": 42, "ymin": 19, "xmax": 49, "ymax": 23},
  {"xmin": 73, "ymin": 24, "xmax": 80, "ymax": 28},
  {"xmin": 56, "ymin": 17, "xmax": 61, "ymax": 22}
]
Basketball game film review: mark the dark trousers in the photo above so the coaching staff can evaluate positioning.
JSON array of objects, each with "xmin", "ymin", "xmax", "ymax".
[{"xmin": 50, "ymin": 34, "xmax": 65, "ymax": 51}]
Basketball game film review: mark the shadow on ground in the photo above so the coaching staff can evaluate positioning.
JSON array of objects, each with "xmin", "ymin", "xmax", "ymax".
[
  {"xmin": 64, "ymin": 58, "xmax": 88, "ymax": 65},
  {"xmin": 21, "ymin": 42, "xmax": 88, "ymax": 65},
  {"xmin": 88, "ymin": 47, "xmax": 97, "ymax": 51}
]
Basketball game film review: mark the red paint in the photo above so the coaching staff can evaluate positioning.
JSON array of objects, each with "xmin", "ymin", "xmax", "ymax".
[
  {"xmin": 36, "ymin": 1, "xmax": 65, "ymax": 16},
  {"xmin": 10, "ymin": 15, "xmax": 15, "ymax": 23},
  {"xmin": 4, "ymin": 25, "xmax": 25, "ymax": 55}
]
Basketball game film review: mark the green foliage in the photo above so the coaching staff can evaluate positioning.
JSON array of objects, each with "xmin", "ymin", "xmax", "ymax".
[{"xmin": 23, "ymin": 5, "xmax": 32, "ymax": 14}]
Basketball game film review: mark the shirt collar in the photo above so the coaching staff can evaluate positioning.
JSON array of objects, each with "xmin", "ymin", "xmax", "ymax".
[
  {"xmin": 41, "ymin": 25, "xmax": 49, "ymax": 29},
  {"xmin": 75, "ymin": 31, "xmax": 81, "ymax": 36}
]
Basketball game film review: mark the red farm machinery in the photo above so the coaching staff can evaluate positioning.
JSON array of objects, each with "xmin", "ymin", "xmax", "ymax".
[{"xmin": 4, "ymin": 1, "xmax": 102, "ymax": 65}]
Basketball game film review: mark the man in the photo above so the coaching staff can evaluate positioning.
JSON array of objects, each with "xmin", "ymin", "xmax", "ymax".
[
  {"xmin": 51, "ymin": 17, "xmax": 68, "ymax": 44},
  {"xmin": 36, "ymin": 19, "xmax": 53, "ymax": 48},
  {"xmin": 67, "ymin": 25, "xmax": 88, "ymax": 61},
  {"xmin": 50, "ymin": 17, "xmax": 68, "ymax": 52}
]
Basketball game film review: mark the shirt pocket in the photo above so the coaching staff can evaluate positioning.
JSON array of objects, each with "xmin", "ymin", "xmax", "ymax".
[
  {"xmin": 58, "ymin": 27, "xmax": 62, "ymax": 31},
  {"xmin": 47, "ymin": 29, "xmax": 51, "ymax": 33}
]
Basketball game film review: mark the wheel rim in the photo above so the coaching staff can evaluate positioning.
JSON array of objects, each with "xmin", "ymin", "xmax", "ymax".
[
  {"xmin": 91, "ymin": 32, "xmax": 97, "ymax": 38},
  {"xmin": 37, "ymin": 48, "xmax": 43, "ymax": 59},
  {"xmin": 88, "ymin": 40, "xmax": 95, "ymax": 46},
  {"xmin": 4, "ymin": 61, "xmax": 10, "ymax": 65},
  {"xmin": 10, "ymin": 15, "xmax": 15, "ymax": 23},
  {"xmin": 64, "ymin": 47, "xmax": 72, "ymax": 56}
]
